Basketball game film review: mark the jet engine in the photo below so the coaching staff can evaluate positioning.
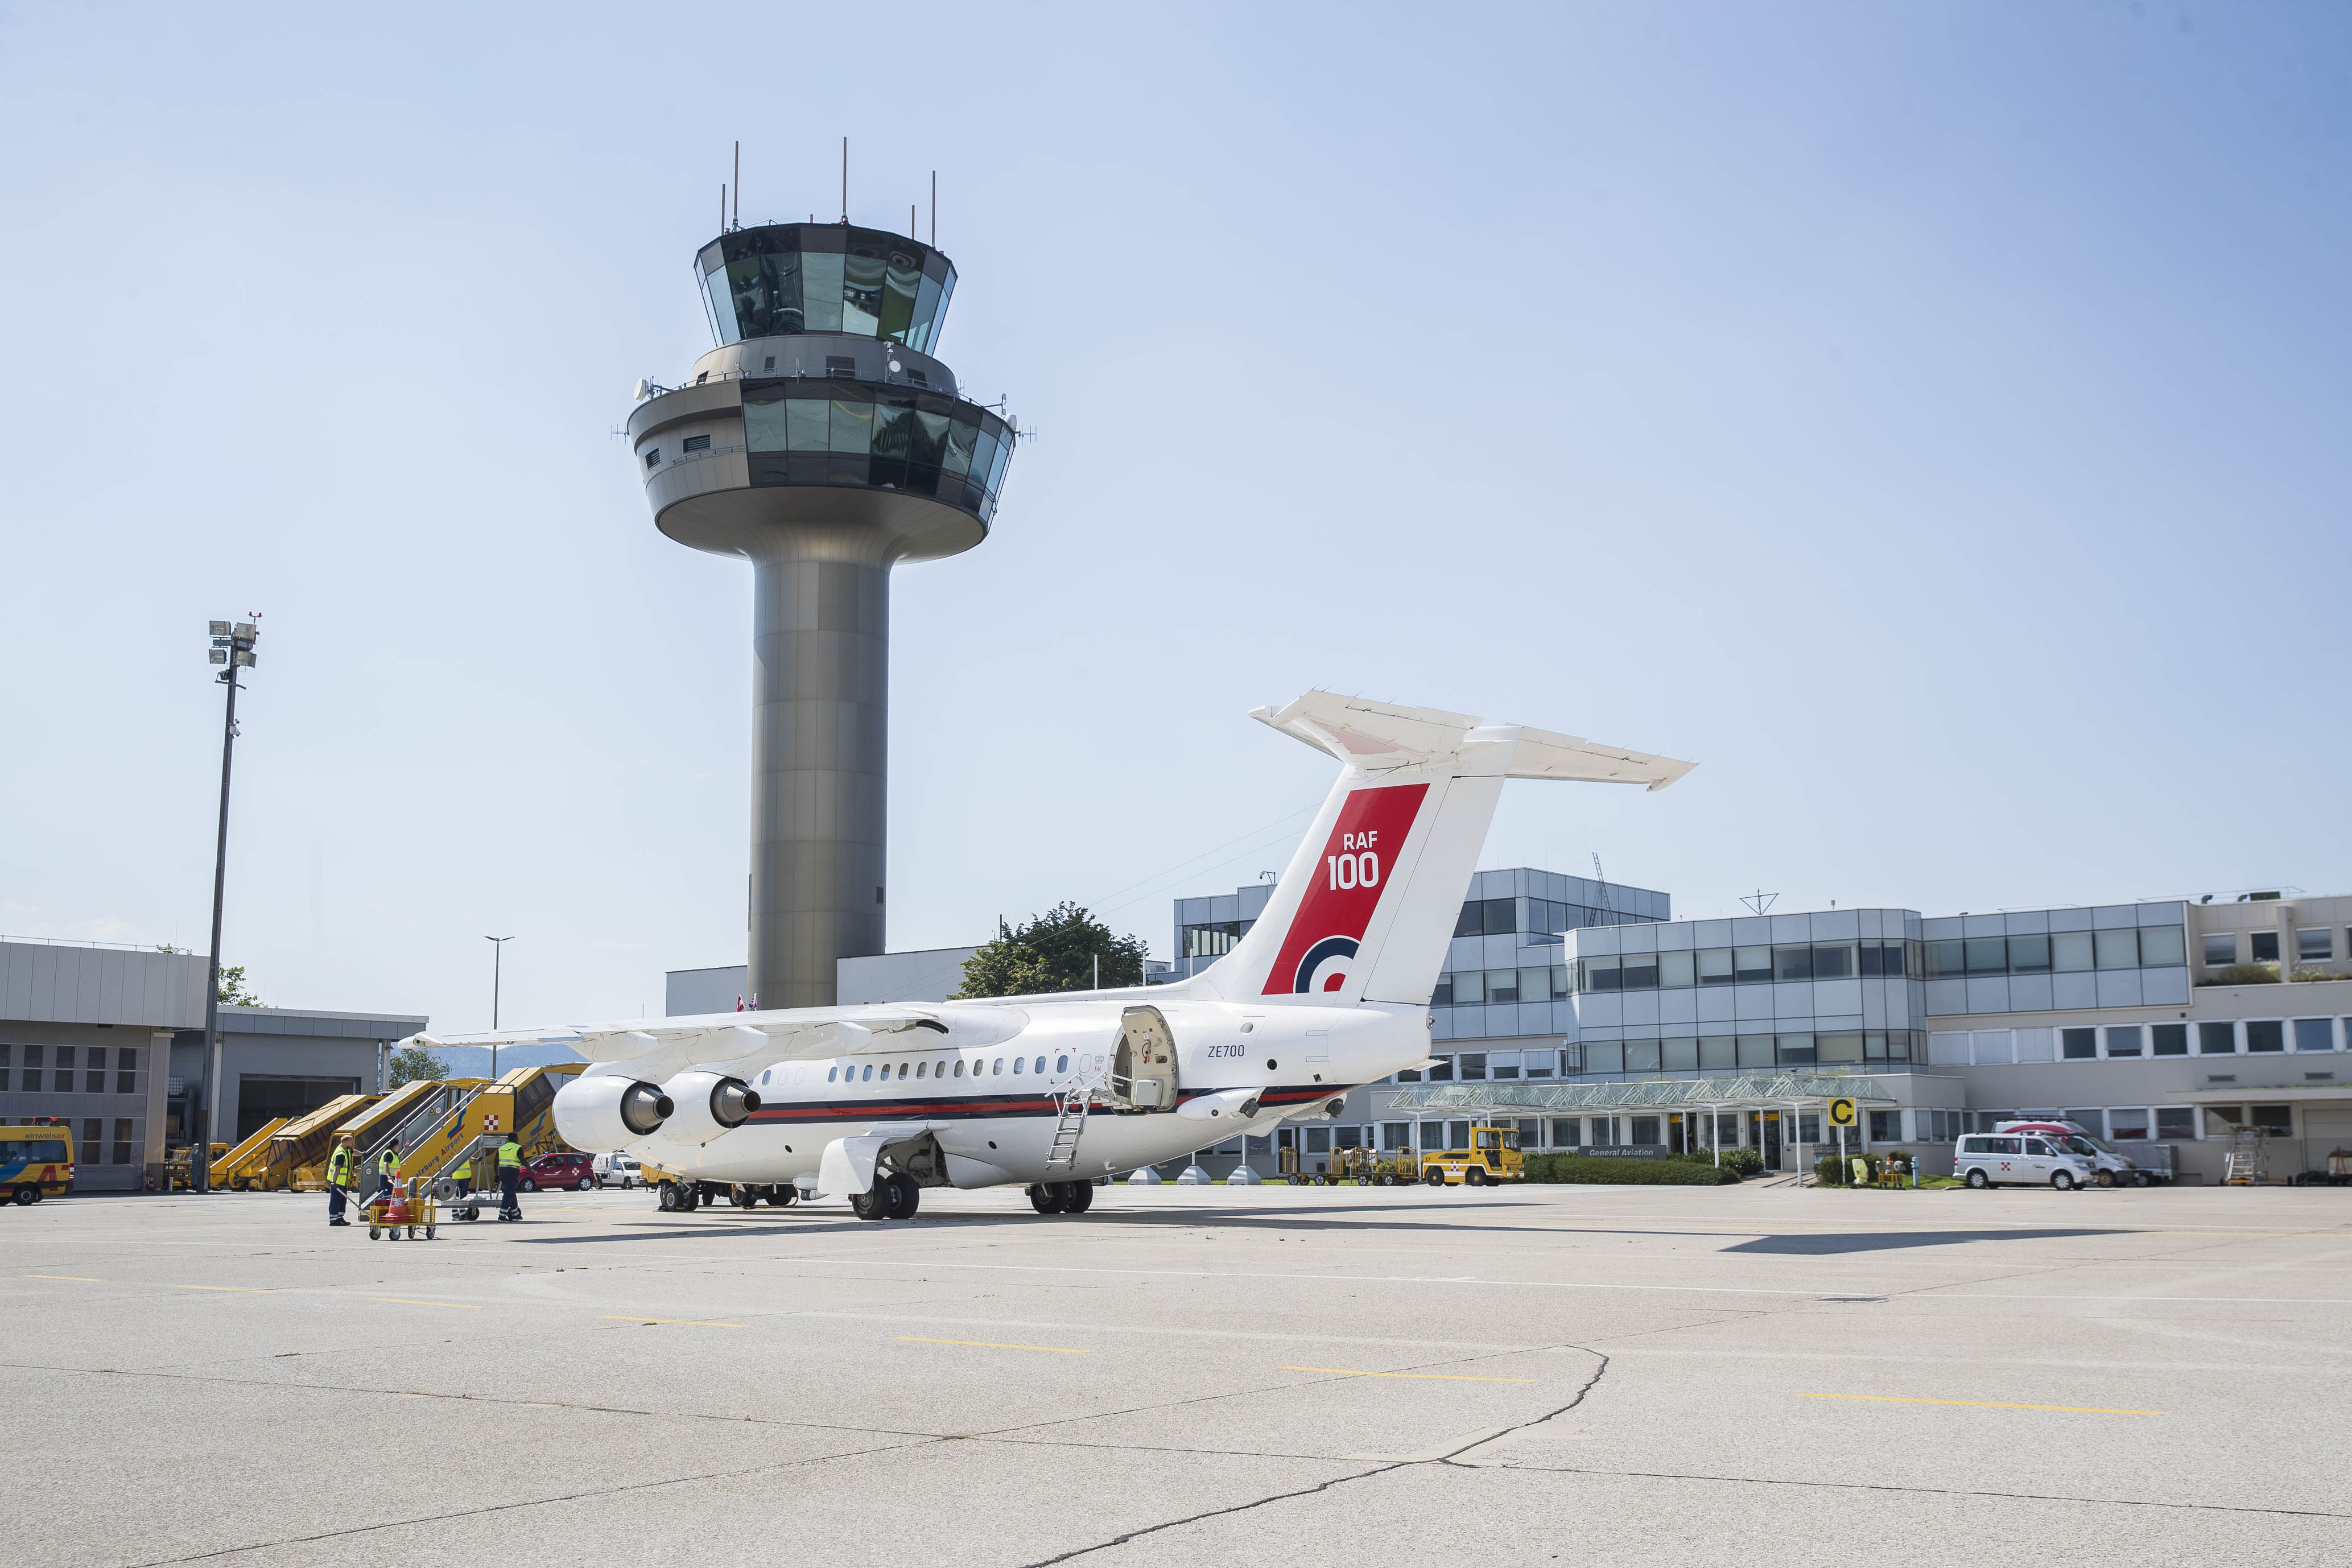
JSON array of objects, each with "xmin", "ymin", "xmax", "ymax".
[
  {"xmin": 552, "ymin": 1073, "xmax": 674, "ymax": 1150},
  {"xmin": 651, "ymin": 1070, "xmax": 763, "ymax": 1145}
]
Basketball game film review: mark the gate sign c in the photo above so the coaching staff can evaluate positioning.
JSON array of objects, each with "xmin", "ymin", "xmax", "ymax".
[{"xmin": 1828, "ymin": 1097, "xmax": 1857, "ymax": 1128}]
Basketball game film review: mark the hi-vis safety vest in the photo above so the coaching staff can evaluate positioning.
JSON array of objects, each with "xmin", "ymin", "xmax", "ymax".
[
  {"xmin": 328, "ymin": 1147, "xmax": 352, "ymax": 1183},
  {"xmin": 378, "ymin": 1150, "xmax": 398, "ymax": 1176},
  {"xmin": 453, "ymin": 1161, "xmax": 471, "ymax": 1181},
  {"xmin": 497, "ymin": 1141, "xmax": 521, "ymax": 1170}
]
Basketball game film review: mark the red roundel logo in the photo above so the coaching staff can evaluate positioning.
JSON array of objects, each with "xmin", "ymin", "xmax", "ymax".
[{"xmin": 1261, "ymin": 782, "xmax": 1428, "ymax": 997}]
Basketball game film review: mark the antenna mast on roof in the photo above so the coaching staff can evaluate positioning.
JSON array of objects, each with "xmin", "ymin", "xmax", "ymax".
[
  {"xmin": 1739, "ymin": 890, "xmax": 1779, "ymax": 916},
  {"xmin": 1591, "ymin": 853, "xmax": 1614, "ymax": 926},
  {"xmin": 931, "ymin": 170, "xmax": 936, "ymax": 245},
  {"xmin": 732, "ymin": 140, "xmax": 740, "ymax": 229},
  {"xmin": 841, "ymin": 136, "xmax": 848, "ymax": 222}
]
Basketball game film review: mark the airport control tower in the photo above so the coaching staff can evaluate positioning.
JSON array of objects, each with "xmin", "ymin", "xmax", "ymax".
[{"xmin": 627, "ymin": 222, "xmax": 1014, "ymax": 1009}]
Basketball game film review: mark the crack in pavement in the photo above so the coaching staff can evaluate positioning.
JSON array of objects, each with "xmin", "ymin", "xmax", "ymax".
[
  {"xmin": 1016, "ymin": 1348, "xmax": 1615, "ymax": 1566},
  {"xmin": 118, "ymin": 1435, "xmax": 935, "ymax": 1566},
  {"xmin": 1490, "ymin": 1462, "xmax": 2350, "ymax": 1520}
]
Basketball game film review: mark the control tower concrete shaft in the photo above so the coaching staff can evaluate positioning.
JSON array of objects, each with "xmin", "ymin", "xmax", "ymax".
[{"xmin": 627, "ymin": 223, "xmax": 1013, "ymax": 1009}]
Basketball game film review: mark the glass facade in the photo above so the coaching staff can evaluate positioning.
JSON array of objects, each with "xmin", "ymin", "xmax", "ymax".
[
  {"xmin": 700, "ymin": 225, "xmax": 956, "ymax": 352},
  {"xmin": 739, "ymin": 381, "xmax": 1013, "ymax": 522},
  {"xmin": 1575, "ymin": 939, "xmax": 1920, "ymax": 993},
  {"xmin": 1921, "ymin": 926, "xmax": 2185, "ymax": 977}
]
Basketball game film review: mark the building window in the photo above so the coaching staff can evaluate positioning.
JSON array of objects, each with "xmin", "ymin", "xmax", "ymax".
[
  {"xmin": 1868, "ymin": 1110, "xmax": 1898, "ymax": 1141},
  {"xmin": 1550, "ymin": 1117, "xmax": 1580, "ymax": 1147},
  {"xmin": 2246, "ymin": 1020, "xmax": 2285, "ymax": 1053},
  {"xmin": 2197, "ymin": 1021, "xmax": 2237, "ymax": 1054},
  {"xmin": 2251, "ymin": 1105, "xmax": 2293, "ymax": 1137},
  {"xmin": 1380, "ymin": 1123, "xmax": 1410, "ymax": 1151},
  {"xmin": 1430, "ymin": 977, "xmax": 1452, "ymax": 1006},
  {"xmin": 2154, "ymin": 1107, "xmax": 2196, "ymax": 1140},
  {"xmin": 2201, "ymin": 932, "xmax": 2237, "ymax": 966},
  {"xmin": 117, "ymin": 1047, "xmax": 138, "ymax": 1094},
  {"xmin": 56, "ymin": 1047, "xmax": 76, "ymax": 1092},
  {"xmin": 2063, "ymin": 1108, "xmax": 2107, "ymax": 1137},
  {"xmin": 83, "ymin": 1117, "xmax": 102, "ymax": 1158},
  {"xmin": 0, "ymin": 1043, "xmax": 9, "ymax": 1091},
  {"xmin": 2105, "ymin": 1026, "xmax": 2144, "ymax": 1058},
  {"xmin": 2293, "ymin": 1018, "xmax": 2335, "ymax": 1053},
  {"xmin": 2052, "ymin": 932, "xmax": 2095, "ymax": 972},
  {"xmin": 112, "ymin": 1117, "xmax": 133, "ymax": 1165},
  {"xmin": 1334, "ymin": 1126, "xmax": 1363, "ymax": 1149},
  {"xmin": 1458, "ymin": 1053, "xmax": 1487, "ymax": 1081},
  {"xmin": 1698, "ymin": 948, "xmax": 1735, "ymax": 985},
  {"xmin": 85, "ymin": 1053, "xmax": 105, "ymax": 1094},
  {"xmin": 2250, "ymin": 931, "xmax": 2280, "ymax": 963},
  {"xmin": 2061, "ymin": 1028, "xmax": 2098, "ymax": 1060},
  {"xmin": 2152, "ymin": 1023, "xmax": 2188, "ymax": 1057},
  {"xmin": 2110, "ymin": 1108, "xmax": 2151, "ymax": 1140},
  {"xmin": 2093, "ymin": 930, "xmax": 2140, "ymax": 969},
  {"xmin": 1305, "ymin": 1127, "xmax": 1330, "ymax": 1154},
  {"xmin": 1489, "ymin": 1051, "xmax": 1521, "ymax": 1080},
  {"xmin": 1487, "ymin": 970, "xmax": 1522, "ymax": 1003},
  {"xmin": 1616, "ymin": 955, "xmax": 1656, "ymax": 991},
  {"xmin": 682, "ymin": 434, "xmax": 711, "ymax": 453},
  {"xmin": 2298, "ymin": 929, "xmax": 2333, "ymax": 962},
  {"xmin": 643, "ymin": 448, "xmax": 660, "ymax": 468}
]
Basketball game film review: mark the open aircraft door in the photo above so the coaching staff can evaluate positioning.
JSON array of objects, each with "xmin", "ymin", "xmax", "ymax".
[{"xmin": 1114, "ymin": 1005, "xmax": 1177, "ymax": 1110}]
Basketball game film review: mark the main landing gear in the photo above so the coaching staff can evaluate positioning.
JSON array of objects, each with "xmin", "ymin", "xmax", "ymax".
[
  {"xmin": 851, "ymin": 1172, "xmax": 922, "ymax": 1221},
  {"xmin": 1027, "ymin": 1181, "xmax": 1095, "ymax": 1215}
]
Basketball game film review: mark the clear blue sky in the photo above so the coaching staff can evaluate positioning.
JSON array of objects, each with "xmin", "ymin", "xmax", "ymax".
[{"xmin": 3, "ymin": 2, "xmax": 2347, "ymax": 1031}]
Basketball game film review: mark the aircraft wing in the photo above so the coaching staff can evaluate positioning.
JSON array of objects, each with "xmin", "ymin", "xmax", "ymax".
[{"xmin": 402, "ymin": 1004, "xmax": 992, "ymax": 1080}]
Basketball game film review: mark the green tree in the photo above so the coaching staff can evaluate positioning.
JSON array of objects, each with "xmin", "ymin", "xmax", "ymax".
[
  {"xmin": 387, "ymin": 1045, "xmax": 450, "ymax": 1088},
  {"xmin": 216, "ymin": 965, "xmax": 266, "ymax": 1007},
  {"xmin": 953, "ymin": 902, "xmax": 1149, "ymax": 999},
  {"xmin": 158, "ymin": 946, "xmax": 266, "ymax": 1006}
]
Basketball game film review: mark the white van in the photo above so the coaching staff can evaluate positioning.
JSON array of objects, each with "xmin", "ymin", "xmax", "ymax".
[
  {"xmin": 1954, "ymin": 1133, "xmax": 2095, "ymax": 1190},
  {"xmin": 592, "ymin": 1153, "xmax": 642, "ymax": 1189}
]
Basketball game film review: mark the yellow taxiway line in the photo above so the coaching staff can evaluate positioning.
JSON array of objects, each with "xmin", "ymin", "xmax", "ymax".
[{"xmin": 602, "ymin": 1315, "xmax": 743, "ymax": 1328}]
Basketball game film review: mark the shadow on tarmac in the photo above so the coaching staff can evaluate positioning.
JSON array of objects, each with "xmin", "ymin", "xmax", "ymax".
[{"xmin": 1725, "ymin": 1227, "xmax": 2127, "ymax": 1255}]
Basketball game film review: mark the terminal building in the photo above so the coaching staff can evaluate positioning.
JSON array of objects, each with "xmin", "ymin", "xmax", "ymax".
[{"xmin": 0, "ymin": 937, "xmax": 426, "ymax": 1191}]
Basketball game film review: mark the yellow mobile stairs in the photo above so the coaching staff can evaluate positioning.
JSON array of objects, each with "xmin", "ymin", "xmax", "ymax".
[
  {"xmin": 250, "ymin": 1094, "xmax": 382, "ymax": 1191},
  {"xmin": 205, "ymin": 1119, "xmax": 291, "ymax": 1190},
  {"xmin": 392, "ymin": 1063, "xmax": 588, "ymax": 1219}
]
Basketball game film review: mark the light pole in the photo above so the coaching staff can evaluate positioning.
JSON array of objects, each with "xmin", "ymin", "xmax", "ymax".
[
  {"xmin": 195, "ymin": 618, "xmax": 259, "ymax": 1194},
  {"xmin": 485, "ymin": 936, "xmax": 514, "ymax": 1080}
]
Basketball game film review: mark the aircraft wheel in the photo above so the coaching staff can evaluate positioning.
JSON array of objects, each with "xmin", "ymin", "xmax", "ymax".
[
  {"xmin": 1061, "ymin": 1180, "xmax": 1094, "ymax": 1214},
  {"xmin": 849, "ymin": 1189, "xmax": 888, "ymax": 1221},
  {"xmin": 1028, "ymin": 1183, "xmax": 1065, "ymax": 1215},
  {"xmin": 883, "ymin": 1173, "xmax": 921, "ymax": 1220},
  {"xmin": 771, "ymin": 1187, "xmax": 797, "ymax": 1206},
  {"xmin": 729, "ymin": 1185, "xmax": 751, "ymax": 1208}
]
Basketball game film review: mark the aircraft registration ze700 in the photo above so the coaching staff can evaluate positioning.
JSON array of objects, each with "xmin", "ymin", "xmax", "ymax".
[{"xmin": 408, "ymin": 692, "xmax": 1692, "ymax": 1220}]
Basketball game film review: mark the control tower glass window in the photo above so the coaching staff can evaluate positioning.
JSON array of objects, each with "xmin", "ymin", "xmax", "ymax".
[
  {"xmin": 700, "ymin": 224, "xmax": 956, "ymax": 351},
  {"xmin": 740, "ymin": 382, "xmax": 1014, "ymax": 522}
]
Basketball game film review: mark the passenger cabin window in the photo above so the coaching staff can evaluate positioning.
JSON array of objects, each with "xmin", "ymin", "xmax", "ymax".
[
  {"xmin": 915, "ymin": 1062, "xmax": 926, "ymax": 1078},
  {"xmin": 1055, "ymin": 1054, "xmax": 1069, "ymax": 1072},
  {"xmin": 898, "ymin": 1062, "xmax": 909, "ymax": 1077},
  {"xmin": 992, "ymin": 1058, "xmax": 1004, "ymax": 1075},
  {"xmin": 1012, "ymin": 1057, "xmax": 1024, "ymax": 1075},
  {"xmin": 878, "ymin": 1064, "xmax": 890, "ymax": 1080},
  {"xmin": 1033, "ymin": 1056, "xmax": 1046, "ymax": 1074},
  {"xmin": 827, "ymin": 1067, "xmax": 839, "ymax": 1082},
  {"xmin": 861, "ymin": 1064, "xmax": 873, "ymax": 1081},
  {"xmin": 954, "ymin": 1059, "xmax": 965, "ymax": 1077}
]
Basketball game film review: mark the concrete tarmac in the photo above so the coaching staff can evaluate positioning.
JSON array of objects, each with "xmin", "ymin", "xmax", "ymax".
[{"xmin": 6, "ymin": 1179, "xmax": 2348, "ymax": 1566}]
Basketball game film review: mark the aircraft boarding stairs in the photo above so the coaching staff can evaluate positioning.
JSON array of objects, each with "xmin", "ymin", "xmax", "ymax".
[
  {"xmin": 378, "ymin": 1062, "xmax": 586, "ymax": 1193},
  {"xmin": 205, "ymin": 1118, "xmax": 290, "ymax": 1189},
  {"xmin": 256, "ymin": 1094, "xmax": 382, "ymax": 1191}
]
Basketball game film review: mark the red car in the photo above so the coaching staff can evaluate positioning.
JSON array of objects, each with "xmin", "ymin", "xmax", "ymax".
[{"xmin": 519, "ymin": 1152, "xmax": 595, "ymax": 1192}]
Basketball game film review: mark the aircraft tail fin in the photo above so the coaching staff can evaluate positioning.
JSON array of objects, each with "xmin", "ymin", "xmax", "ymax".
[{"xmin": 1191, "ymin": 693, "xmax": 1692, "ymax": 1009}]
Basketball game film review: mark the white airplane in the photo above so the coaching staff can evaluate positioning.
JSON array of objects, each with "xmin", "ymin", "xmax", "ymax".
[{"xmin": 407, "ymin": 692, "xmax": 1691, "ymax": 1219}]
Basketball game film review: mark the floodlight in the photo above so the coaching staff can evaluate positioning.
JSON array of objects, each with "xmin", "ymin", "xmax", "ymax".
[
  {"xmin": 210, "ymin": 620, "xmax": 230, "ymax": 636},
  {"xmin": 234, "ymin": 650, "xmax": 256, "ymax": 667},
  {"xmin": 209, "ymin": 649, "xmax": 227, "ymax": 665},
  {"xmin": 233, "ymin": 622, "xmax": 257, "ymax": 639}
]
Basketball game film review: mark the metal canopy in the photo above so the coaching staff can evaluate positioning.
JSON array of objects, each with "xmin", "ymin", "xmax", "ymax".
[{"xmin": 1384, "ymin": 1073, "xmax": 1899, "ymax": 1112}]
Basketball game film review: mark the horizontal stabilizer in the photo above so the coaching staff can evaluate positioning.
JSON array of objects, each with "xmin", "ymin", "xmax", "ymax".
[{"xmin": 1253, "ymin": 691, "xmax": 1693, "ymax": 790}]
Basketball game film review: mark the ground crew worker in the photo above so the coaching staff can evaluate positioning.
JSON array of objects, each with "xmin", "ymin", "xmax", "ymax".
[
  {"xmin": 452, "ymin": 1154, "xmax": 472, "ymax": 1196},
  {"xmin": 374, "ymin": 1141, "xmax": 402, "ymax": 1208},
  {"xmin": 326, "ymin": 1137, "xmax": 354, "ymax": 1226},
  {"xmin": 497, "ymin": 1136, "xmax": 523, "ymax": 1222}
]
